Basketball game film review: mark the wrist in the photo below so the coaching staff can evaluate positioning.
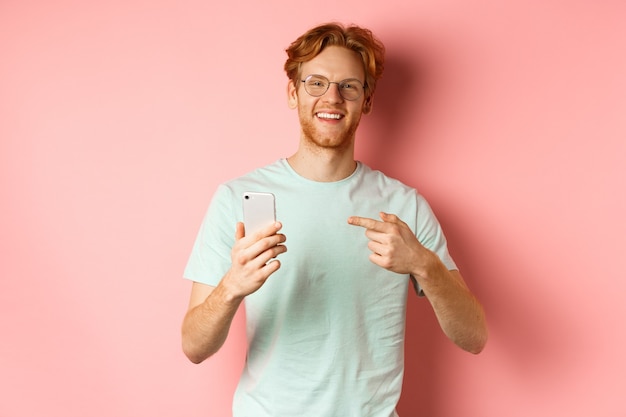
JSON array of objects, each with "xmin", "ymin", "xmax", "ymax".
[
  {"xmin": 410, "ymin": 249, "xmax": 441, "ymax": 281},
  {"xmin": 214, "ymin": 279, "xmax": 245, "ymax": 307}
]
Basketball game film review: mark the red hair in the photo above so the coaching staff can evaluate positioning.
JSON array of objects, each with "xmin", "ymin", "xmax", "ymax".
[{"xmin": 284, "ymin": 23, "xmax": 385, "ymax": 99}]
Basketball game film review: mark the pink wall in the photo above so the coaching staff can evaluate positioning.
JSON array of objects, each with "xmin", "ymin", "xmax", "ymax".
[{"xmin": 2, "ymin": 1, "xmax": 625, "ymax": 416}]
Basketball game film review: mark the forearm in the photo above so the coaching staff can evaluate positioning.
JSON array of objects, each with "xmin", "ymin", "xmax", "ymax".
[
  {"xmin": 181, "ymin": 283, "xmax": 243, "ymax": 364},
  {"xmin": 414, "ymin": 257, "xmax": 488, "ymax": 354},
  {"xmin": 181, "ymin": 222, "xmax": 287, "ymax": 363}
]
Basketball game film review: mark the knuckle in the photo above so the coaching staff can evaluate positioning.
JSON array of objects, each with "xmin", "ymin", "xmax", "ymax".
[{"xmin": 233, "ymin": 252, "xmax": 247, "ymax": 266}]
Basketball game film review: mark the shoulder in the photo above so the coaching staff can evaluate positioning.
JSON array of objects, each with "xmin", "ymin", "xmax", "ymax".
[
  {"xmin": 221, "ymin": 159, "xmax": 287, "ymax": 190},
  {"xmin": 357, "ymin": 162, "xmax": 417, "ymax": 195}
]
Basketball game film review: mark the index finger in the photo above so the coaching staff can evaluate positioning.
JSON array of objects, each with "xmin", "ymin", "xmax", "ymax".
[{"xmin": 347, "ymin": 216, "xmax": 384, "ymax": 231}]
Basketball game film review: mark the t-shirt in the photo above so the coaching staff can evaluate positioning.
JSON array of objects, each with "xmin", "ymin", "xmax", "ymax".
[{"xmin": 184, "ymin": 159, "xmax": 456, "ymax": 417}]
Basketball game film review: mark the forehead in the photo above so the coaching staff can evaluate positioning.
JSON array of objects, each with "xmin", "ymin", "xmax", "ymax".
[{"xmin": 300, "ymin": 45, "xmax": 365, "ymax": 80}]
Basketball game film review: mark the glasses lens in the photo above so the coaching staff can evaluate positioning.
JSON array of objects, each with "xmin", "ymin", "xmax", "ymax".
[
  {"xmin": 338, "ymin": 79, "xmax": 364, "ymax": 101},
  {"xmin": 303, "ymin": 75, "xmax": 329, "ymax": 97}
]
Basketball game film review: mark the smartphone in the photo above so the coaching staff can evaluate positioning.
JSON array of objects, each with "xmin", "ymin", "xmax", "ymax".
[{"xmin": 242, "ymin": 192, "xmax": 276, "ymax": 236}]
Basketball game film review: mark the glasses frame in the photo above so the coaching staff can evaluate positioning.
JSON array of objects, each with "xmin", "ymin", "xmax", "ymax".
[{"xmin": 300, "ymin": 74, "xmax": 367, "ymax": 101}]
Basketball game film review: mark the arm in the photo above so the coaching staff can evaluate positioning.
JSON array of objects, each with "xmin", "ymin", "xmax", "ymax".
[
  {"xmin": 347, "ymin": 212, "xmax": 487, "ymax": 354},
  {"xmin": 412, "ymin": 265, "xmax": 487, "ymax": 354},
  {"xmin": 181, "ymin": 221, "xmax": 287, "ymax": 364}
]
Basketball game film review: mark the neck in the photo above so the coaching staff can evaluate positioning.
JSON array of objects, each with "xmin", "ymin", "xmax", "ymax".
[{"xmin": 287, "ymin": 145, "xmax": 357, "ymax": 182}]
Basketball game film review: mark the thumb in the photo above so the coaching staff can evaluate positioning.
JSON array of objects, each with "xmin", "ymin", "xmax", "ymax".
[
  {"xmin": 379, "ymin": 212, "xmax": 400, "ymax": 223},
  {"xmin": 235, "ymin": 222, "xmax": 245, "ymax": 240}
]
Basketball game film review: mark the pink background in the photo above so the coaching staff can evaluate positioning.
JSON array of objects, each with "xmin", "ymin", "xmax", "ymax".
[{"xmin": 2, "ymin": 1, "xmax": 625, "ymax": 416}]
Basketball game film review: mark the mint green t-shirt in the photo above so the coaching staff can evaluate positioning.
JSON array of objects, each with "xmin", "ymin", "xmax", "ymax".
[{"xmin": 184, "ymin": 159, "xmax": 456, "ymax": 417}]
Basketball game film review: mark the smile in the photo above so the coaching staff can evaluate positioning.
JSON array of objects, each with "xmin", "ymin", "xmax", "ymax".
[{"xmin": 316, "ymin": 112, "xmax": 343, "ymax": 120}]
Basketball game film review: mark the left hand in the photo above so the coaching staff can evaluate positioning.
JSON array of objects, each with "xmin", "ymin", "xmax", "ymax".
[
  {"xmin": 350, "ymin": 213, "xmax": 488, "ymax": 353},
  {"xmin": 348, "ymin": 212, "xmax": 433, "ymax": 275}
]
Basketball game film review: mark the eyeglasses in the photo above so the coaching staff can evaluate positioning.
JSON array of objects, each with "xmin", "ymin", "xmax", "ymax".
[{"xmin": 300, "ymin": 74, "xmax": 366, "ymax": 101}]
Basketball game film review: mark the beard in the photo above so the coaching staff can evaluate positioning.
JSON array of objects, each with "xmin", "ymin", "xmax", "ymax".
[{"xmin": 298, "ymin": 111, "xmax": 361, "ymax": 152}]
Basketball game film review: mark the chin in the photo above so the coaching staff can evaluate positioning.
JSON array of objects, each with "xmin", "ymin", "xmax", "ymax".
[
  {"xmin": 306, "ymin": 134, "xmax": 353, "ymax": 150},
  {"xmin": 301, "ymin": 122, "xmax": 358, "ymax": 151}
]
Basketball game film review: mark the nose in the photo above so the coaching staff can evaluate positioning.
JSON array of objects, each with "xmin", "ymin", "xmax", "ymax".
[{"xmin": 323, "ymin": 82, "xmax": 344, "ymax": 102}]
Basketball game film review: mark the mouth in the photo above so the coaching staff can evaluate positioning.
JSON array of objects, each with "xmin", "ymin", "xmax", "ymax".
[{"xmin": 316, "ymin": 112, "xmax": 344, "ymax": 120}]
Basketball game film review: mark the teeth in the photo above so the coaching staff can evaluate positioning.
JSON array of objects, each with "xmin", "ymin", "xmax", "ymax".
[{"xmin": 317, "ymin": 112, "xmax": 342, "ymax": 120}]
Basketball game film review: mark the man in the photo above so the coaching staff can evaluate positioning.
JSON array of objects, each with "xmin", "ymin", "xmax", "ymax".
[{"xmin": 182, "ymin": 22, "xmax": 487, "ymax": 417}]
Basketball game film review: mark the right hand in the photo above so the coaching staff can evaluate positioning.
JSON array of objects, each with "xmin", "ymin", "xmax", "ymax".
[{"xmin": 222, "ymin": 221, "xmax": 287, "ymax": 299}]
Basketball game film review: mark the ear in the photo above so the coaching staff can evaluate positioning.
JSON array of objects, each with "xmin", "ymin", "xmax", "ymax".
[
  {"xmin": 362, "ymin": 95, "xmax": 374, "ymax": 114},
  {"xmin": 287, "ymin": 80, "xmax": 298, "ymax": 109}
]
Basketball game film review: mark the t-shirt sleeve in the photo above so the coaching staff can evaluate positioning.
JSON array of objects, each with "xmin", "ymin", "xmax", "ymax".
[
  {"xmin": 412, "ymin": 193, "xmax": 457, "ymax": 295},
  {"xmin": 183, "ymin": 184, "xmax": 238, "ymax": 286}
]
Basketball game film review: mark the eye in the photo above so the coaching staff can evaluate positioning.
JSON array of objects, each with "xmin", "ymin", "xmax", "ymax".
[{"xmin": 340, "ymin": 80, "xmax": 361, "ymax": 91}]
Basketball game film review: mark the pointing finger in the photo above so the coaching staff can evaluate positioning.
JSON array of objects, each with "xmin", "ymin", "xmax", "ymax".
[{"xmin": 347, "ymin": 216, "xmax": 384, "ymax": 231}]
